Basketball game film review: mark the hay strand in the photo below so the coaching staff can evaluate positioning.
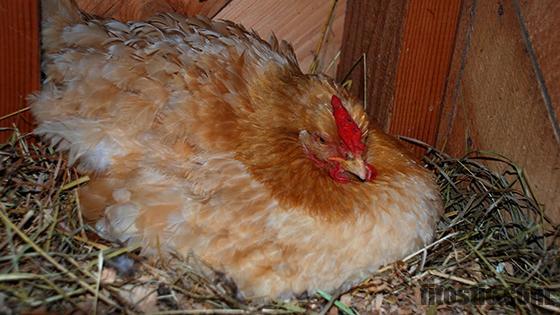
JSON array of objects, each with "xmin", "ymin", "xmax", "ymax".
[{"xmin": 1, "ymin": 123, "xmax": 559, "ymax": 314}]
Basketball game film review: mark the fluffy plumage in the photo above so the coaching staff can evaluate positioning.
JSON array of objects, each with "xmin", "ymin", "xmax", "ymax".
[{"xmin": 32, "ymin": 0, "xmax": 442, "ymax": 299}]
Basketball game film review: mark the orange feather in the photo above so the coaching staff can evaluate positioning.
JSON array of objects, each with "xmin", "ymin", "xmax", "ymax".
[{"xmin": 32, "ymin": 0, "xmax": 443, "ymax": 299}]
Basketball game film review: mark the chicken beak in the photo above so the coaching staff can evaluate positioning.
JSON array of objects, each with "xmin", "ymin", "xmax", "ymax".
[{"xmin": 341, "ymin": 158, "xmax": 368, "ymax": 181}]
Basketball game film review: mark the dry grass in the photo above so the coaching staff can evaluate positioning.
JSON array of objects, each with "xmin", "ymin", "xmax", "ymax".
[
  {"xmin": 1, "ymin": 128, "xmax": 558, "ymax": 314},
  {"xmin": 3, "ymin": 1, "xmax": 558, "ymax": 313}
]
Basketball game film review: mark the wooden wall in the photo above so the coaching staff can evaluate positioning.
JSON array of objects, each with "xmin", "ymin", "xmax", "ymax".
[
  {"xmin": 0, "ymin": 0, "xmax": 40, "ymax": 137},
  {"xmin": 521, "ymin": 1, "xmax": 560, "ymax": 131},
  {"xmin": 214, "ymin": 0, "xmax": 346, "ymax": 77},
  {"xmin": 389, "ymin": 1, "xmax": 461, "ymax": 156},
  {"xmin": 436, "ymin": 0, "xmax": 560, "ymax": 223}
]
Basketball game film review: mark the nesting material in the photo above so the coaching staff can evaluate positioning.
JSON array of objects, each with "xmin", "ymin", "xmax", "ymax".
[{"xmin": 0, "ymin": 129, "xmax": 558, "ymax": 314}]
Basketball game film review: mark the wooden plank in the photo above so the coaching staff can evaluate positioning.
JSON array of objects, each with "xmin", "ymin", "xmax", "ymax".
[
  {"xmin": 518, "ymin": 0, "xmax": 560, "ymax": 143},
  {"xmin": 0, "ymin": 0, "xmax": 40, "ymax": 141},
  {"xmin": 389, "ymin": 0, "xmax": 462, "ymax": 156},
  {"xmin": 74, "ymin": 0, "xmax": 231, "ymax": 20},
  {"xmin": 437, "ymin": 0, "xmax": 560, "ymax": 223},
  {"xmin": 336, "ymin": 0, "xmax": 408, "ymax": 130},
  {"xmin": 436, "ymin": 0, "xmax": 476, "ymax": 155},
  {"xmin": 216, "ymin": 0, "xmax": 346, "ymax": 77}
]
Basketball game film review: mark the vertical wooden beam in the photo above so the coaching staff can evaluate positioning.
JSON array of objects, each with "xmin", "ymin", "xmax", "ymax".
[
  {"xmin": 0, "ymin": 0, "xmax": 40, "ymax": 140},
  {"xmin": 336, "ymin": 0, "xmax": 408, "ymax": 130},
  {"xmin": 389, "ymin": 0, "xmax": 462, "ymax": 155},
  {"xmin": 337, "ymin": 0, "xmax": 462, "ymax": 156}
]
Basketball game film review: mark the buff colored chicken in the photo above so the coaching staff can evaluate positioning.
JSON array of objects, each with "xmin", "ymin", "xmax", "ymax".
[{"xmin": 32, "ymin": 0, "xmax": 442, "ymax": 298}]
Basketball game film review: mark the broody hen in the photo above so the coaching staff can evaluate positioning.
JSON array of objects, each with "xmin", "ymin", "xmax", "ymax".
[{"xmin": 32, "ymin": 0, "xmax": 442, "ymax": 298}]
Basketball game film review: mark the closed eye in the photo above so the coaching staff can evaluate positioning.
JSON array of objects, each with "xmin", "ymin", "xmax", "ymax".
[{"xmin": 313, "ymin": 132, "xmax": 327, "ymax": 145}]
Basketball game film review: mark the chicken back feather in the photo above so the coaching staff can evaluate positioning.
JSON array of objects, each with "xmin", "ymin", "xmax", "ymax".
[{"xmin": 32, "ymin": 0, "xmax": 443, "ymax": 298}]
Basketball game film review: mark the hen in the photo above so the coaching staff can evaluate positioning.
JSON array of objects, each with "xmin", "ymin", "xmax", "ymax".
[{"xmin": 32, "ymin": 0, "xmax": 442, "ymax": 298}]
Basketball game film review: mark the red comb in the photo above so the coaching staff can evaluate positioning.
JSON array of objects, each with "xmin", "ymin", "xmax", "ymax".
[{"xmin": 331, "ymin": 95, "xmax": 365, "ymax": 155}]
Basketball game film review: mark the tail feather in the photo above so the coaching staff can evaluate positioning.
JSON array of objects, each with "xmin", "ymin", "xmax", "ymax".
[{"xmin": 41, "ymin": 0, "xmax": 83, "ymax": 54}]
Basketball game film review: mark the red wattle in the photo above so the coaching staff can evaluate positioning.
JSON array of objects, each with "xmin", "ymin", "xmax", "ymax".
[{"xmin": 329, "ymin": 164, "xmax": 350, "ymax": 183}]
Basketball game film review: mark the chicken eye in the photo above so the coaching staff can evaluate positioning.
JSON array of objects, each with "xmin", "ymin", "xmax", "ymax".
[
  {"xmin": 313, "ymin": 133, "xmax": 327, "ymax": 144},
  {"xmin": 315, "ymin": 133, "xmax": 327, "ymax": 144}
]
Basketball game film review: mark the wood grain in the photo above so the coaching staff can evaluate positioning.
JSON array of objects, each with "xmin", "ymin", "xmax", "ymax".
[
  {"xmin": 436, "ymin": 0, "xmax": 476, "ymax": 155},
  {"xmin": 216, "ymin": 0, "xmax": 347, "ymax": 78},
  {"xmin": 0, "ymin": 0, "xmax": 40, "ymax": 141},
  {"xmin": 437, "ymin": 0, "xmax": 560, "ymax": 223},
  {"xmin": 336, "ymin": 0, "xmax": 408, "ymax": 130},
  {"xmin": 518, "ymin": 0, "xmax": 560, "ymax": 143},
  {"xmin": 389, "ymin": 0, "xmax": 462, "ymax": 156},
  {"xmin": 74, "ymin": 0, "xmax": 231, "ymax": 20}
]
